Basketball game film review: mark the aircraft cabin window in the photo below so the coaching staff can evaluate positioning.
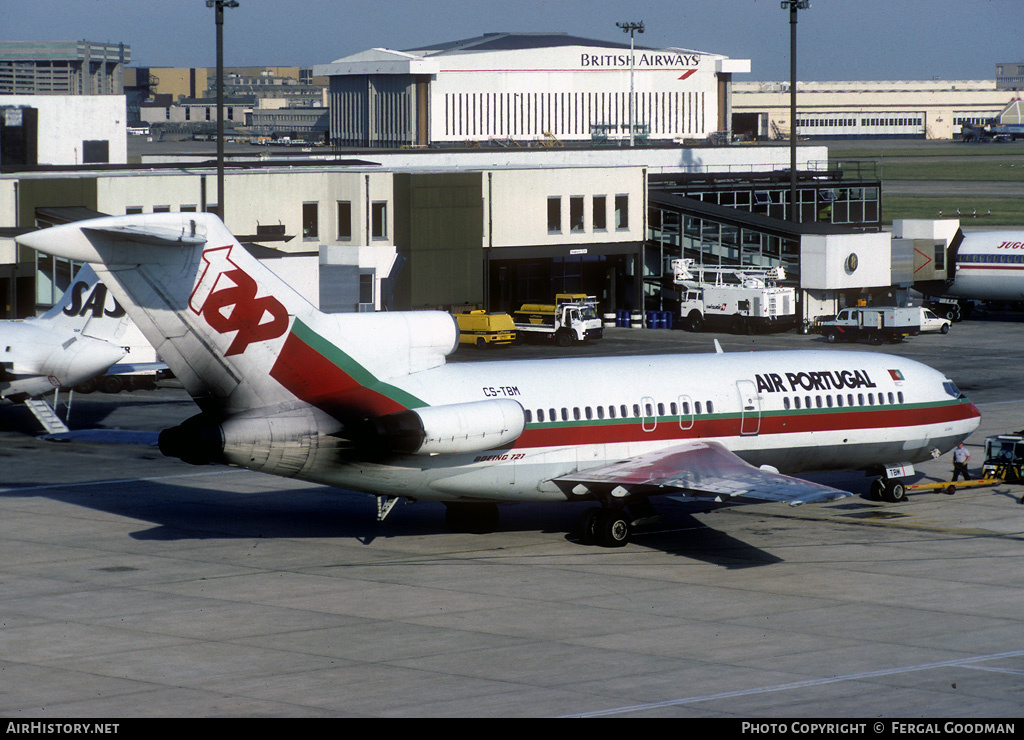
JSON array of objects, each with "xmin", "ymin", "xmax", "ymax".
[
  {"xmin": 525, "ymin": 410, "xmax": 533, "ymax": 423},
  {"xmin": 585, "ymin": 407, "xmax": 593, "ymax": 420},
  {"xmin": 645, "ymin": 403, "xmax": 653, "ymax": 417},
  {"xmin": 898, "ymin": 392, "xmax": 904, "ymax": 404},
  {"xmin": 868, "ymin": 393, "xmax": 875, "ymax": 405},
  {"xmin": 633, "ymin": 404, "xmax": 640, "ymax": 417},
  {"xmin": 707, "ymin": 401, "xmax": 714, "ymax": 414},
  {"xmin": 670, "ymin": 402, "xmax": 678, "ymax": 415},
  {"xmin": 549, "ymin": 408, "xmax": 556, "ymax": 421},
  {"xmin": 573, "ymin": 407, "xmax": 581, "ymax": 421},
  {"xmin": 561, "ymin": 408, "xmax": 569, "ymax": 421},
  {"xmin": 620, "ymin": 404, "xmax": 628, "ymax": 418},
  {"xmin": 537, "ymin": 409, "xmax": 545, "ymax": 423},
  {"xmin": 608, "ymin": 405, "xmax": 616, "ymax": 419},
  {"xmin": 858, "ymin": 393, "xmax": 864, "ymax": 406},
  {"xmin": 888, "ymin": 392, "xmax": 895, "ymax": 404},
  {"xmin": 794, "ymin": 397, "xmax": 801, "ymax": 409},
  {"xmin": 695, "ymin": 402, "xmax": 702, "ymax": 415},
  {"xmin": 657, "ymin": 403, "xmax": 665, "ymax": 416},
  {"xmin": 784, "ymin": 397, "xmax": 791, "ymax": 410},
  {"xmin": 827, "ymin": 396, "xmax": 834, "ymax": 408},
  {"xmin": 682, "ymin": 402, "xmax": 690, "ymax": 414}
]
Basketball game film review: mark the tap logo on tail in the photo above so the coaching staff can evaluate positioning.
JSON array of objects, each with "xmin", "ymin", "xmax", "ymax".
[{"xmin": 190, "ymin": 245, "xmax": 289, "ymax": 356}]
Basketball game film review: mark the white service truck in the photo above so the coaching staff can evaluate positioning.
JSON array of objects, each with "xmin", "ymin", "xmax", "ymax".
[
  {"xmin": 512, "ymin": 294, "xmax": 603, "ymax": 346},
  {"xmin": 672, "ymin": 259, "xmax": 797, "ymax": 334},
  {"xmin": 814, "ymin": 306, "xmax": 921, "ymax": 344}
]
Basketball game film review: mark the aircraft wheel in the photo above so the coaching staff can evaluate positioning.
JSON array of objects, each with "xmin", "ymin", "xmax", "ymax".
[
  {"xmin": 598, "ymin": 511, "xmax": 630, "ymax": 548},
  {"xmin": 578, "ymin": 507, "xmax": 602, "ymax": 545},
  {"xmin": 883, "ymin": 481, "xmax": 906, "ymax": 503},
  {"xmin": 445, "ymin": 502, "xmax": 499, "ymax": 534},
  {"xmin": 870, "ymin": 478, "xmax": 886, "ymax": 501}
]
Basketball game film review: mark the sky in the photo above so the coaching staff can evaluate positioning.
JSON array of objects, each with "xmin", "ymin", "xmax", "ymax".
[{"xmin": 2, "ymin": 0, "xmax": 1021, "ymax": 81}]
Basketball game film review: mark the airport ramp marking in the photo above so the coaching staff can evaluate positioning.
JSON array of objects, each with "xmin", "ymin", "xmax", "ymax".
[{"xmin": 562, "ymin": 648, "xmax": 1024, "ymax": 717}]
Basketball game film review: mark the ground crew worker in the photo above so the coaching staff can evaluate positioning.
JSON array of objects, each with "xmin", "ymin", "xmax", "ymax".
[{"xmin": 952, "ymin": 443, "xmax": 971, "ymax": 481}]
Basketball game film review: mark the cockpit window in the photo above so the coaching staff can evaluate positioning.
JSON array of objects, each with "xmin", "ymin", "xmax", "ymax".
[{"xmin": 942, "ymin": 380, "xmax": 963, "ymax": 399}]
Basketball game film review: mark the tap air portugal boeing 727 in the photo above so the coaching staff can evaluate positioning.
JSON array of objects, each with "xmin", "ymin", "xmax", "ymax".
[{"xmin": 17, "ymin": 214, "xmax": 981, "ymax": 547}]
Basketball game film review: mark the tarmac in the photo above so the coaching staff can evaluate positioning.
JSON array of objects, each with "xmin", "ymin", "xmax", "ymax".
[{"xmin": 1, "ymin": 312, "xmax": 1023, "ymax": 718}]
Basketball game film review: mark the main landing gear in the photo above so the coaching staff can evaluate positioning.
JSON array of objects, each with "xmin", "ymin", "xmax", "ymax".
[
  {"xmin": 870, "ymin": 477, "xmax": 907, "ymax": 503},
  {"xmin": 576, "ymin": 499, "xmax": 660, "ymax": 548}
]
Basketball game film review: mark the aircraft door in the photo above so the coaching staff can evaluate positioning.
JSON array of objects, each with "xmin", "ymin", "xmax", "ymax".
[
  {"xmin": 736, "ymin": 379, "xmax": 761, "ymax": 436},
  {"xmin": 678, "ymin": 394, "xmax": 695, "ymax": 431},
  {"xmin": 640, "ymin": 395, "xmax": 657, "ymax": 432}
]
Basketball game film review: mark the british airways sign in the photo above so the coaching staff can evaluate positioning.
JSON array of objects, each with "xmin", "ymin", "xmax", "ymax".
[{"xmin": 580, "ymin": 52, "xmax": 701, "ymax": 70}]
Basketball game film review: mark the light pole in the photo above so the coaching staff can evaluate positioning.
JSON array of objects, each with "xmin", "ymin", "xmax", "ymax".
[
  {"xmin": 781, "ymin": 1, "xmax": 809, "ymax": 223},
  {"xmin": 616, "ymin": 21, "xmax": 644, "ymax": 146},
  {"xmin": 208, "ymin": 0, "xmax": 239, "ymax": 219}
]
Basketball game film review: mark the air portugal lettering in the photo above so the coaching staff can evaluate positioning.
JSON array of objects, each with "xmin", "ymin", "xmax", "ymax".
[
  {"xmin": 755, "ymin": 369, "xmax": 878, "ymax": 394},
  {"xmin": 190, "ymin": 245, "xmax": 289, "ymax": 356}
]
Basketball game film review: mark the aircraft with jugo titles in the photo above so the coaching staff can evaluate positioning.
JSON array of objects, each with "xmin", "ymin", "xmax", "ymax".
[
  {"xmin": 17, "ymin": 213, "xmax": 981, "ymax": 546},
  {"xmin": 916, "ymin": 229, "xmax": 1024, "ymax": 316}
]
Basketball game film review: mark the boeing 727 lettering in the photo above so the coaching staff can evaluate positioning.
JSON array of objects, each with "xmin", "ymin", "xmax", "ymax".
[{"xmin": 17, "ymin": 214, "xmax": 981, "ymax": 546}]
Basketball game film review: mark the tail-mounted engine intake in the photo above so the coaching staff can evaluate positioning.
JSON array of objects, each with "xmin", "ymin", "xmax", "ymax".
[
  {"xmin": 159, "ymin": 407, "xmax": 327, "ymax": 477},
  {"xmin": 372, "ymin": 399, "xmax": 525, "ymax": 455}
]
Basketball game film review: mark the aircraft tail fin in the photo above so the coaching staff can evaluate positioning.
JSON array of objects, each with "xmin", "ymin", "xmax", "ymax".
[
  {"xmin": 17, "ymin": 213, "xmax": 457, "ymax": 420},
  {"xmin": 36, "ymin": 263, "xmax": 131, "ymax": 344}
]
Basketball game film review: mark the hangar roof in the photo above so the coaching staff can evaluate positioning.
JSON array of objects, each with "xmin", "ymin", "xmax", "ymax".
[{"xmin": 405, "ymin": 32, "xmax": 654, "ymax": 55}]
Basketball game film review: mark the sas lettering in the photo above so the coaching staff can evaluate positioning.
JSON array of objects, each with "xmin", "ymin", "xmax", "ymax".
[
  {"xmin": 482, "ymin": 386, "xmax": 521, "ymax": 398},
  {"xmin": 63, "ymin": 281, "xmax": 126, "ymax": 319},
  {"xmin": 754, "ymin": 369, "xmax": 878, "ymax": 393}
]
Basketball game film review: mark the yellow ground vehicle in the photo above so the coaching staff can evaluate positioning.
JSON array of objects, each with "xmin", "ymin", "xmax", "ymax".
[{"xmin": 454, "ymin": 311, "xmax": 517, "ymax": 348}]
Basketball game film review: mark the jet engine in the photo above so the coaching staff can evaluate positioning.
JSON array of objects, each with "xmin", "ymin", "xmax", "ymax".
[
  {"xmin": 159, "ymin": 406, "xmax": 332, "ymax": 477},
  {"xmin": 371, "ymin": 399, "xmax": 525, "ymax": 455}
]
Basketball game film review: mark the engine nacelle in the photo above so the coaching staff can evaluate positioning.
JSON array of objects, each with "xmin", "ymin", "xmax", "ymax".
[
  {"xmin": 373, "ymin": 399, "xmax": 525, "ymax": 455},
  {"xmin": 159, "ymin": 407, "xmax": 328, "ymax": 477}
]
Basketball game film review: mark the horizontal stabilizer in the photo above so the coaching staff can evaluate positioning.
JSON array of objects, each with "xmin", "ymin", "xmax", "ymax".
[
  {"xmin": 555, "ymin": 439, "xmax": 850, "ymax": 506},
  {"xmin": 82, "ymin": 223, "xmax": 208, "ymax": 248}
]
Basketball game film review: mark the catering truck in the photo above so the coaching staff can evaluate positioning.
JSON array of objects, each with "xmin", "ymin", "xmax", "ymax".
[
  {"xmin": 512, "ymin": 294, "xmax": 602, "ymax": 346},
  {"xmin": 672, "ymin": 258, "xmax": 797, "ymax": 334}
]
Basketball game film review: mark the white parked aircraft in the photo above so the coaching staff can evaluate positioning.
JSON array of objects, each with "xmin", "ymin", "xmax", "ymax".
[
  {"xmin": 918, "ymin": 230, "xmax": 1024, "ymax": 311},
  {"xmin": 1, "ymin": 264, "xmax": 128, "ymax": 409},
  {"xmin": 17, "ymin": 214, "xmax": 981, "ymax": 546}
]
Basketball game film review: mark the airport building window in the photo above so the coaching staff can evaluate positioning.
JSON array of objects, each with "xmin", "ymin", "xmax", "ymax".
[
  {"xmin": 337, "ymin": 201, "xmax": 352, "ymax": 240},
  {"xmin": 593, "ymin": 195, "xmax": 606, "ymax": 230},
  {"xmin": 371, "ymin": 201, "xmax": 387, "ymax": 239},
  {"xmin": 359, "ymin": 273, "xmax": 374, "ymax": 305},
  {"xmin": 547, "ymin": 197, "xmax": 562, "ymax": 233},
  {"xmin": 302, "ymin": 202, "xmax": 319, "ymax": 239},
  {"xmin": 570, "ymin": 196, "xmax": 584, "ymax": 233},
  {"xmin": 615, "ymin": 195, "xmax": 629, "ymax": 230}
]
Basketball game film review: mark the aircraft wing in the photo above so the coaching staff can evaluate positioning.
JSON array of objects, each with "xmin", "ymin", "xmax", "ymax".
[{"xmin": 554, "ymin": 440, "xmax": 850, "ymax": 506}]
